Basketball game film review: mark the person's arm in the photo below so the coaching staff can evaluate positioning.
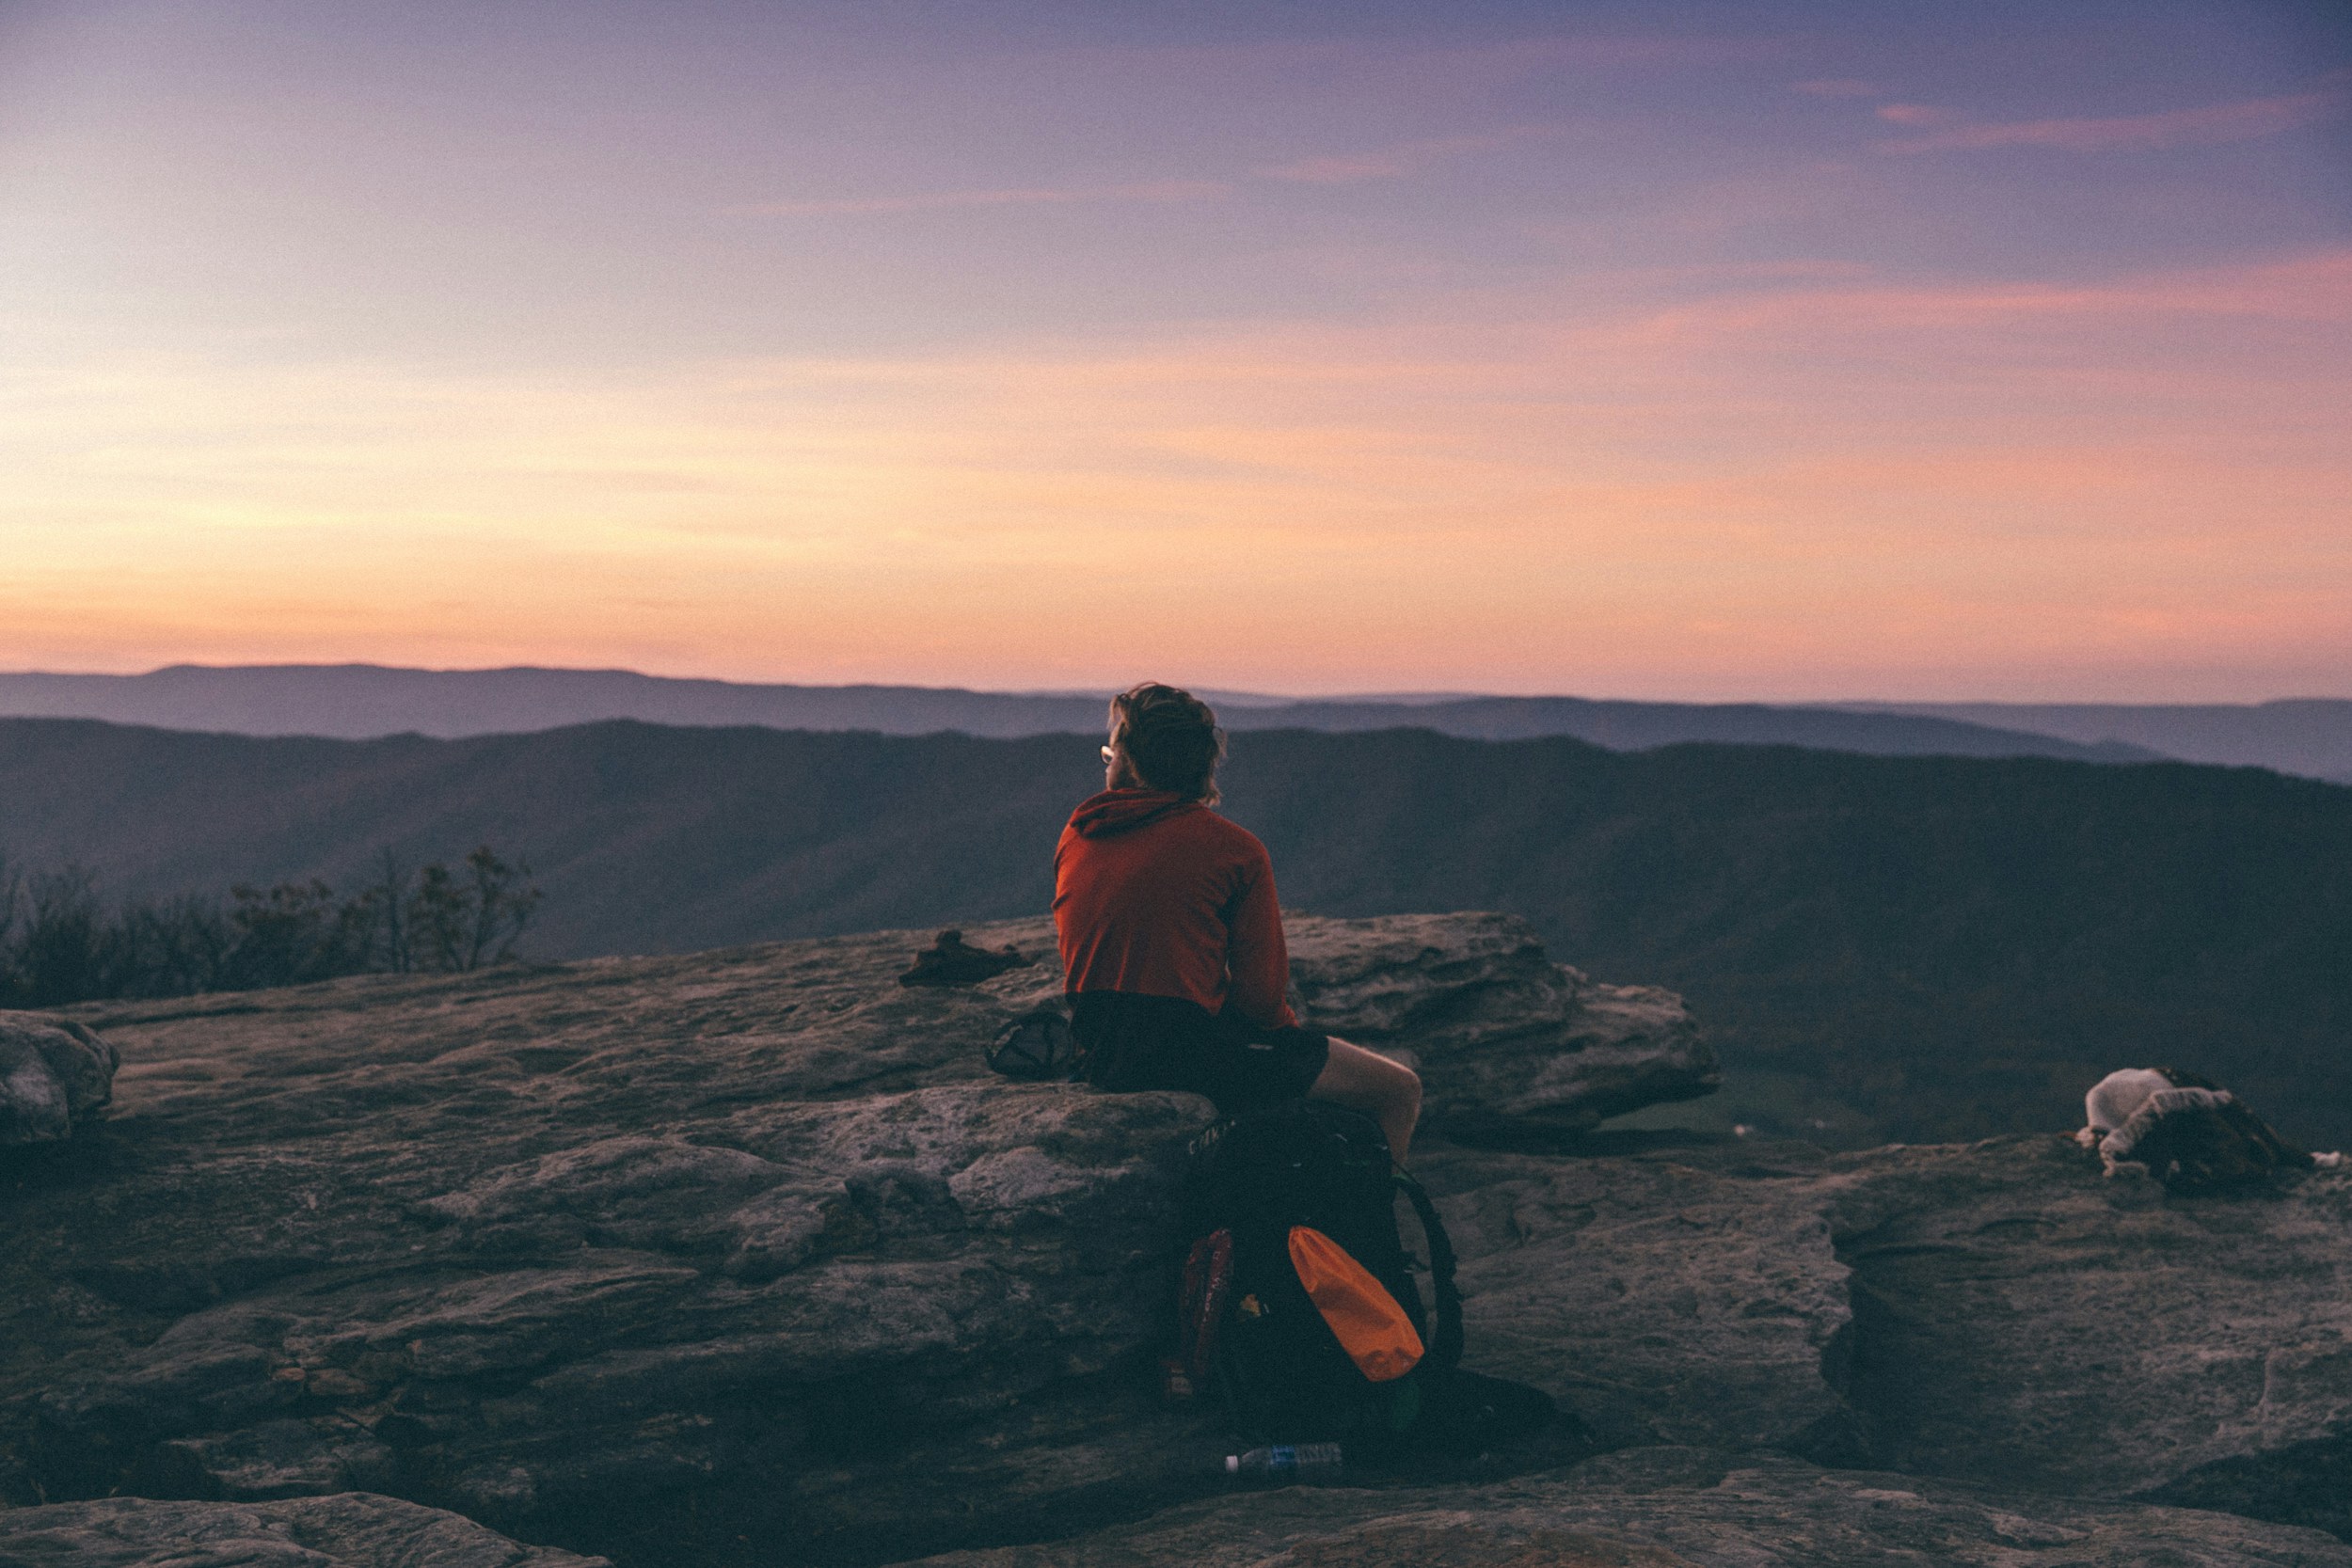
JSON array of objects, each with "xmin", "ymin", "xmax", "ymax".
[{"xmin": 1225, "ymin": 847, "xmax": 1297, "ymax": 1028}]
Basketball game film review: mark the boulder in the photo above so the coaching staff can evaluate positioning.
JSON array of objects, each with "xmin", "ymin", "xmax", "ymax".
[
  {"xmin": 1287, "ymin": 913, "xmax": 1717, "ymax": 1136},
  {"xmin": 0, "ymin": 1491, "xmax": 607, "ymax": 1568},
  {"xmin": 0, "ymin": 1012, "xmax": 119, "ymax": 1146},
  {"xmin": 905, "ymin": 1447, "xmax": 2352, "ymax": 1568}
]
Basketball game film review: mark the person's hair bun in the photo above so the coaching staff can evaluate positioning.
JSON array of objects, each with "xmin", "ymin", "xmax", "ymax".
[{"xmin": 1108, "ymin": 683, "xmax": 1226, "ymax": 803}]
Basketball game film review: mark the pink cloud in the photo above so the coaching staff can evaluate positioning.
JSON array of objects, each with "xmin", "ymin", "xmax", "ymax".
[
  {"xmin": 1881, "ymin": 86, "xmax": 2346, "ymax": 154},
  {"xmin": 1874, "ymin": 103, "xmax": 1955, "ymax": 126}
]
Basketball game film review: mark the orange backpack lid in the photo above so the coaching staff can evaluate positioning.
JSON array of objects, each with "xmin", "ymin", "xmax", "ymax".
[{"xmin": 1288, "ymin": 1225, "xmax": 1423, "ymax": 1383}]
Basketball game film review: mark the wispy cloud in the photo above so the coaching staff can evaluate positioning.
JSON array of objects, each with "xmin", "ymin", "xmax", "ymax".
[
  {"xmin": 1881, "ymin": 84, "xmax": 2348, "ymax": 154},
  {"xmin": 1617, "ymin": 250, "xmax": 2352, "ymax": 342},
  {"xmin": 735, "ymin": 179, "xmax": 1231, "ymax": 217},
  {"xmin": 740, "ymin": 124, "xmax": 1556, "ymax": 217},
  {"xmin": 1874, "ymin": 103, "xmax": 1956, "ymax": 127},
  {"xmin": 1255, "ymin": 125, "xmax": 1557, "ymax": 185}
]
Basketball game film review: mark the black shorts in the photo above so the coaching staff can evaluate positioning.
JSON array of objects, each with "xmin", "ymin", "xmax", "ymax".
[{"xmin": 1070, "ymin": 991, "xmax": 1330, "ymax": 1115}]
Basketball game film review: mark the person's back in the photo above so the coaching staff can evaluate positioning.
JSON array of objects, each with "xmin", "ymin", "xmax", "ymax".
[
  {"xmin": 1057, "ymin": 788, "xmax": 1295, "ymax": 1026},
  {"xmin": 1054, "ymin": 682, "xmax": 1422, "ymax": 1161}
]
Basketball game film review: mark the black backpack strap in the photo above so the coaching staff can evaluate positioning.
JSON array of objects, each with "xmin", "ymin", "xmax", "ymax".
[{"xmin": 1395, "ymin": 1170, "xmax": 1463, "ymax": 1371}]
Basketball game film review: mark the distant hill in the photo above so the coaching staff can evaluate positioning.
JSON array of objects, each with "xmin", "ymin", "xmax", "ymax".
[
  {"xmin": 3, "ymin": 716, "xmax": 2346, "ymax": 1149},
  {"xmin": 1850, "ymin": 701, "xmax": 2352, "ymax": 784},
  {"xmin": 0, "ymin": 663, "xmax": 2158, "ymax": 767}
]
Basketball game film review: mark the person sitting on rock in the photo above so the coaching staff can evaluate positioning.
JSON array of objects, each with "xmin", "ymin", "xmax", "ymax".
[{"xmin": 1054, "ymin": 681, "xmax": 1423, "ymax": 1163}]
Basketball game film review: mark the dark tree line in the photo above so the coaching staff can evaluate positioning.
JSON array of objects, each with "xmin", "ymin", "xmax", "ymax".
[{"xmin": 0, "ymin": 847, "xmax": 542, "ymax": 1008}]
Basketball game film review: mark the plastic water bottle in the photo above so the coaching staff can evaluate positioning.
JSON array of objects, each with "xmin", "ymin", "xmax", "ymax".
[{"xmin": 1224, "ymin": 1443, "xmax": 1343, "ymax": 1482}]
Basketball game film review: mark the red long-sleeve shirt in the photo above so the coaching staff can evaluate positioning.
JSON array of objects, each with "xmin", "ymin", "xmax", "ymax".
[{"xmin": 1052, "ymin": 788, "xmax": 1297, "ymax": 1028}]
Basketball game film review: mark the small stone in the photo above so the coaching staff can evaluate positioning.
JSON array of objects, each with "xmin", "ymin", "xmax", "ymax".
[{"xmin": 0, "ymin": 1014, "xmax": 119, "ymax": 1146}]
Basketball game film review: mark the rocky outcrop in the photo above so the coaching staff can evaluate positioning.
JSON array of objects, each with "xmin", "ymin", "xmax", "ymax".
[
  {"xmin": 1407, "ymin": 1134, "xmax": 2352, "ymax": 1537},
  {"xmin": 0, "ymin": 1491, "xmax": 607, "ymax": 1568},
  {"xmin": 0, "ymin": 914, "xmax": 1697, "ymax": 1567},
  {"xmin": 0, "ymin": 1013, "xmax": 119, "ymax": 1146},
  {"xmin": 1825, "ymin": 1135, "xmax": 2352, "ymax": 1537},
  {"xmin": 907, "ymin": 1447, "xmax": 2352, "ymax": 1568},
  {"xmin": 1287, "ymin": 913, "xmax": 1714, "ymax": 1136},
  {"xmin": 7, "ymin": 911, "xmax": 2351, "ymax": 1568}
]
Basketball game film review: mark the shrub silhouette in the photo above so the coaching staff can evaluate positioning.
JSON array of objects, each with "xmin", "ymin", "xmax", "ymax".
[{"xmin": 0, "ymin": 847, "xmax": 542, "ymax": 1006}]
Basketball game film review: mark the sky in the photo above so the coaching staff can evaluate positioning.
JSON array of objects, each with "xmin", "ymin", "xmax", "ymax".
[{"xmin": 1, "ymin": 0, "xmax": 2346, "ymax": 701}]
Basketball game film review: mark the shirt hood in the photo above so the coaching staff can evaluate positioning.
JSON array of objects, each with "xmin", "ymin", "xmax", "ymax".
[{"xmin": 1067, "ymin": 788, "xmax": 1198, "ymax": 838}]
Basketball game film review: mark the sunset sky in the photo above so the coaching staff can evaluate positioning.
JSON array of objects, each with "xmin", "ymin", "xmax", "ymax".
[{"xmin": 2, "ymin": 1, "xmax": 2346, "ymax": 700}]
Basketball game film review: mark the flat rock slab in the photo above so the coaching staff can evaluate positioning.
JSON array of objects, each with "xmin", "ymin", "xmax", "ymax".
[
  {"xmin": 902, "ymin": 1447, "xmax": 2352, "ymax": 1568},
  {"xmin": 1412, "ymin": 1143, "xmax": 1852, "ymax": 1455},
  {"xmin": 0, "ymin": 915, "xmax": 1704, "ymax": 1568},
  {"xmin": 15, "ymin": 911, "xmax": 1701, "ymax": 1151},
  {"xmin": 0, "ymin": 1491, "xmax": 607, "ymax": 1568},
  {"xmin": 1414, "ymin": 1134, "xmax": 2352, "ymax": 1539},
  {"xmin": 1823, "ymin": 1135, "xmax": 2352, "ymax": 1534},
  {"xmin": 13, "ymin": 1081, "xmax": 1223, "ymax": 1567},
  {"xmin": 11, "ymin": 913, "xmax": 2352, "ymax": 1566}
]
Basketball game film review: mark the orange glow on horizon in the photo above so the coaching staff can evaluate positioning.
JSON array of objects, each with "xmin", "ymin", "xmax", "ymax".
[{"xmin": 4, "ymin": 251, "xmax": 2346, "ymax": 702}]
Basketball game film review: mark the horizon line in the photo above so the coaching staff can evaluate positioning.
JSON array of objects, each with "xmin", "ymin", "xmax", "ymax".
[{"xmin": 0, "ymin": 661, "xmax": 2346, "ymax": 709}]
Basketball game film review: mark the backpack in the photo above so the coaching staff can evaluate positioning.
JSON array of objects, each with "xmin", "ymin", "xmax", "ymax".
[
  {"xmin": 2091, "ymin": 1068, "xmax": 2317, "ymax": 1195},
  {"xmin": 1169, "ymin": 1101, "xmax": 1470, "ymax": 1450}
]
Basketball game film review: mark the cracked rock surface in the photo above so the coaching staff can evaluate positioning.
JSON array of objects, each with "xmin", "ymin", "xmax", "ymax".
[
  {"xmin": 0, "ymin": 1491, "xmax": 608, "ymax": 1568},
  {"xmin": 1825, "ymin": 1135, "xmax": 2352, "ymax": 1535},
  {"xmin": 5, "ymin": 911, "xmax": 2350, "ymax": 1568},
  {"xmin": 0, "ymin": 914, "xmax": 1701, "ymax": 1567}
]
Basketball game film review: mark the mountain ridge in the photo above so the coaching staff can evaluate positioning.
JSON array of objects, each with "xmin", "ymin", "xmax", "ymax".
[
  {"xmin": 1850, "ymin": 698, "xmax": 2352, "ymax": 782},
  {"xmin": 0, "ymin": 663, "xmax": 2173, "ymax": 768}
]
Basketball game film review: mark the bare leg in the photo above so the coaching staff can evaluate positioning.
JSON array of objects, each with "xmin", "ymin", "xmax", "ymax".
[{"xmin": 1309, "ymin": 1036, "xmax": 1422, "ymax": 1166}]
